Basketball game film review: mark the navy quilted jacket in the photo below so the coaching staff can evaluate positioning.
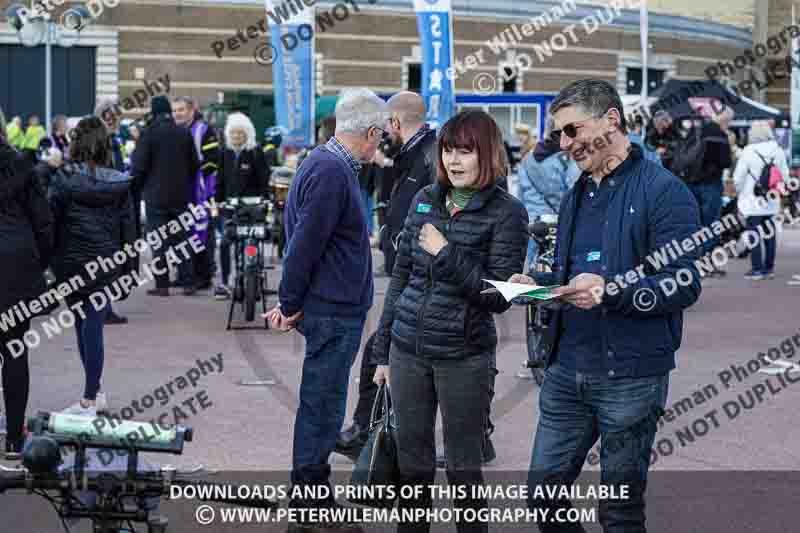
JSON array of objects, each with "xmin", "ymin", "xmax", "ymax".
[
  {"xmin": 373, "ymin": 180, "xmax": 528, "ymax": 363},
  {"xmin": 536, "ymin": 145, "xmax": 703, "ymax": 378}
]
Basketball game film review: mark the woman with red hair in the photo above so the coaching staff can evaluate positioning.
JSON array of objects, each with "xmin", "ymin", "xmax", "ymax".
[{"xmin": 372, "ymin": 110, "xmax": 529, "ymax": 533}]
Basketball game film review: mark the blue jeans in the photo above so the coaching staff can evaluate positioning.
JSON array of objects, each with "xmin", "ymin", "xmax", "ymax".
[
  {"xmin": 688, "ymin": 181, "xmax": 723, "ymax": 257},
  {"xmin": 528, "ymin": 363, "xmax": 669, "ymax": 533},
  {"xmin": 146, "ymin": 206, "xmax": 194, "ymax": 289},
  {"xmin": 526, "ymin": 240, "xmax": 540, "ymax": 274},
  {"xmin": 291, "ymin": 313, "xmax": 367, "ymax": 495},
  {"xmin": 75, "ymin": 300, "xmax": 109, "ymax": 401},
  {"xmin": 747, "ymin": 215, "xmax": 777, "ymax": 274}
]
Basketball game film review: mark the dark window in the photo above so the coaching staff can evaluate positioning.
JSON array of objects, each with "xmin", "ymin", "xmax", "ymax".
[
  {"xmin": 626, "ymin": 67, "xmax": 665, "ymax": 95},
  {"xmin": 502, "ymin": 66, "xmax": 516, "ymax": 93},
  {"xmin": 408, "ymin": 63, "xmax": 421, "ymax": 92},
  {"xmin": 0, "ymin": 44, "xmax": 96, "ymax": 121}
]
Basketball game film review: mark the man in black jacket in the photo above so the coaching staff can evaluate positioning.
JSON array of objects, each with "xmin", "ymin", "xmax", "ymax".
[
  {"xmin": 684, "ymin": 110, "xmax": 732, "ymax": 276},
  {"xmin": 335, "ymin": 91, "xmax": 437, "ymax": 459},
  {"xmin": 645, "ymin": 110, "xmax": 682, "ymax": 171},
  {"xmin": 131, "ymin": 96, "xmax": 200, "ymax": 296}
]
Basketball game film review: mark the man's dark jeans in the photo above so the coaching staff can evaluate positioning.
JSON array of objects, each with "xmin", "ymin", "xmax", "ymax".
[
  {"xmin": 688, "ymin": 181, "xmax": 723, "ymax": 257},
  {"xmin": 291, "ymin": 313, "xmax": 366, "ymax": 498},
  {"xmin": 146, "ymin": 206, "xmax": 194, "ymax": 289},
  {"xmin": 528, "ymin": 363, "xmax": 669, "ymax": 533},
  {"xmin": 390, "ymin": 346, "xmax": 491, "ymax": 533}
]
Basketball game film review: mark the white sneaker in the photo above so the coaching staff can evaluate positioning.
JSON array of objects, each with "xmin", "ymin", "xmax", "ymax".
[
  {"xmin": 95, "ymin": 392, "xmax": 108, "ymax": 413},
  {"xmin": 62, "ymin": 401, "xmax": 97, "ymax": 417}
]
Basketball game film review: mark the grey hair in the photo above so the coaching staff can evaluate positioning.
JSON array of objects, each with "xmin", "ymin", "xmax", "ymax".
[
  {"xmin": 334, "ymin": 88, "xmax": 389, "ymax": 135},
  {"xmin": 94, "ymin": 98, "xmax": 118, "ymax": 119},
  {"xmin": 550, "ymin": 79, "xmax": 627, "ymax": 132},
  {"xmin": 174, "ymin": 96, "xmax": 196, "ymax": 108},
  {"xmin": 544, "ymin": 115, "xmax": 555, "ymax": 137}
]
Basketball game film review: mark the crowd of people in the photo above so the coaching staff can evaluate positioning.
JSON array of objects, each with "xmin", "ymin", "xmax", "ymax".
[
  {"xmin": 0, "ymin": 94, "xmax": 284, "ymax": 452},
  {"xmin": 0, "ymin": 76, "xmax": 797, "ymax": 533}
]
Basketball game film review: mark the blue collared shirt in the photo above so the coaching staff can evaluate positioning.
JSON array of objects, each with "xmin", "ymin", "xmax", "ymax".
[
  {"xmin": 556, "ymin": 173, "xmax": 615, "ymax": 374},
  {"xmin": 325, "ymin": 136, "xmax": 362, "ymax": 177}
]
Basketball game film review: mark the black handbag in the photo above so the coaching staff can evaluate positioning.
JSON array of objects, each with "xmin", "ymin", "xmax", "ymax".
[{"xmin": 348, "ymin": 383, "xmax": 400, "ymax": 509}]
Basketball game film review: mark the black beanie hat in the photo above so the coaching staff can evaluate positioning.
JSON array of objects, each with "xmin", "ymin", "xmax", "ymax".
[{"xmin": 151, "ymin": 95, "xmax": 172, "ymax": 116}]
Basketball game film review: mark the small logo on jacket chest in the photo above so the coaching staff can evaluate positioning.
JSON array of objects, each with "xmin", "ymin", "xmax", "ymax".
[{"xmin": 417, "ymin": 203, "xmax": 432, "ymax": 213}]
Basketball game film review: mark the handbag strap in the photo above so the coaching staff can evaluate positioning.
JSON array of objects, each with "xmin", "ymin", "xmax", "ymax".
[{"xmin": 368, "ymin": 384, "xmax": 386, "ymax": 430}]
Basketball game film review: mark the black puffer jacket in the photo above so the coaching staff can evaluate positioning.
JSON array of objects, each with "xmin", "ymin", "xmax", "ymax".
[
  {"xmin": 0, "ymin": 143, "xmax": 54, "ymax": 315},
  {"xmin": 49, "ymin": 163, "xmax": 136, "ymax": 302},
  {"xmin": 381, "ymin": 127, "xmax": 437, "ymax": 252},
  {"xmin": 374, "ymin": 181, "xmax": 528, "ymax": 363}
]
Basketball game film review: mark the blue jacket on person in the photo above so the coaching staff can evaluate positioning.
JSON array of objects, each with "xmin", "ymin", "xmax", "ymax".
[
  {"xmin": 518, "ymin": 140, "xmax": 580, "ymax": 219},
  {"xmin": 279, "ymin": 144, "xmax": 373, "ymax": 319},
  {"xmin": 534, "ymin": 143, "xmax": 702, "ymax": 378}
]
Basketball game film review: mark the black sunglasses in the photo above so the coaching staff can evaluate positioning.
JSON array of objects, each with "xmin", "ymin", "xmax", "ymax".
[
  {"xmin": 549, "ymin": 117, "xmax": 598, "ymax": 142},
  {"xmin": 371, "ymin": 126, "xmax": 389, "ymax": 140}
]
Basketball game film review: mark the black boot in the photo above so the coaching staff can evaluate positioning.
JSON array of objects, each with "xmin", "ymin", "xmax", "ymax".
[
  {"xmin": 5, "ymin": 438, "xmax": 23, "ymax": 461},
  {"xmin": 104, "ymin": 310, "xmax": 128, "ymax": 325},
  {"xmin": 334, "ymin": 423, "xmax": 368, "ymax": 461}
]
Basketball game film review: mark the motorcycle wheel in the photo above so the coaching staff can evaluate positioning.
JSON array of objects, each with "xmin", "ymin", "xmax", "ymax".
[
  {"xmin": 525, "ymin": 305, "xmax": 546, "ymax": 386},
  {"xmin": 244, "ymin": 270, "xmax": 257, "ymax": 322}
]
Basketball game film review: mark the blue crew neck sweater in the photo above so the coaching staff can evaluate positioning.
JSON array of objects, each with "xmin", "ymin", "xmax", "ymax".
[{"xmin": 278, "ymin": 145, "xmax": 373, "ymax": 318}]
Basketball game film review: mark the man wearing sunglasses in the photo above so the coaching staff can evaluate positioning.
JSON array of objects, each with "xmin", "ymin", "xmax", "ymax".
[
  {"xmin": 511, "ymin": 79, "xmax": 703, "ymax": 533},
  {"xmin": 266, "ymin": 88, "xmax": 390, "ymax": 530}
]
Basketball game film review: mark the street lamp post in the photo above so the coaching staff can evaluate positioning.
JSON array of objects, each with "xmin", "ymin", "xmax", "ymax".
[{"xmin": 4, "ymin": 3, "xmax": 91, "ymax": 134}]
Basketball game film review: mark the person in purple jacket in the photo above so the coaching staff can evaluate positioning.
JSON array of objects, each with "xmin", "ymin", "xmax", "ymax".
[{"xmin": 265, "ymin": 88, "xmax": 390, "ymax": 530}]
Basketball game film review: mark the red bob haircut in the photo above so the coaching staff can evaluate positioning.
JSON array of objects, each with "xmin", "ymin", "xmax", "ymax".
[{"xmin": 436, "ymin": 110, "xmax": 508, "ymax": 189}]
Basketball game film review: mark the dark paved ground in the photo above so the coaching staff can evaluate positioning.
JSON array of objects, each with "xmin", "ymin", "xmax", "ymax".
[{"xmin": 2, "ymin": 227, "xmax": 800, "ymax": 532}]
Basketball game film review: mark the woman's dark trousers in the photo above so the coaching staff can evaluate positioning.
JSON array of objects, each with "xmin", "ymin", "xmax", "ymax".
[
  {"xmin": 390, "ymin": 345, "xmax": 491, "ymax": 533},
  {"xmin": 1, "ymin": 320, "xmax": 31, "ymax": 445}
]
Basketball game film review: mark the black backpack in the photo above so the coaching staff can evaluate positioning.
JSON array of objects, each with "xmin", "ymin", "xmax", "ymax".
[
  {"xmin": 750, "ymin": 151, "xmax": 776, "ymax": 198},
  {"xmin": 670, "ymin": 127, "xmax": 706, "ymax": 183}
]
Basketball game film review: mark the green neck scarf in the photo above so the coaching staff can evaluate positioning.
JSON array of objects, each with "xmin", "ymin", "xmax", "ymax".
[{"xmin": 448, "ymin": 187, "xmax": 478, "ymax": 210}]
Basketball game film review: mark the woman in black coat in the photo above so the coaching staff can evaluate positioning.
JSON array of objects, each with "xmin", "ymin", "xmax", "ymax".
[
  {"xmin": 49, "ymin": 117, "xmax": 135, "ymax": 417},
  {"xmin": 372, "ymin": 111, "xmax": 529, "ymax": 533},
  {"xmin": 213, "ymin": 112, "xmax": 268, "ymax": 298},
  {"xmin": 0, "ymin": 131, "xmax": 54, "ymax": 457}
]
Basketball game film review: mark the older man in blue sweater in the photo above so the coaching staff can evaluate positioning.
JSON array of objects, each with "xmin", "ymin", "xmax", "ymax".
[{"xmin": 266, "ymin": 88, "xmax": 390, "ymax": 523}]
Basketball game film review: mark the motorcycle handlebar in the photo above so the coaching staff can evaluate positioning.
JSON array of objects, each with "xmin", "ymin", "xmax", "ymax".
[{"xmin": 0, "ymin": 472, "xmax": 278, "ymax": 510}]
